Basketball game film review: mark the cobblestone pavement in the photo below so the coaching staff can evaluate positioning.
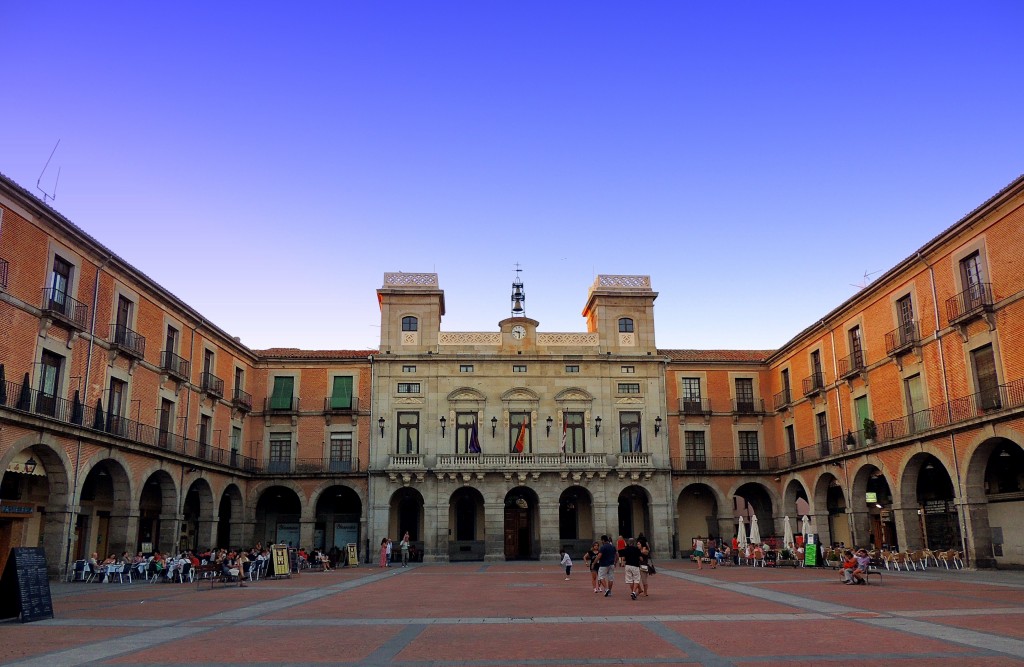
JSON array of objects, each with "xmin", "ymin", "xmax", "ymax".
[{"xmin": 2, "ymin": 561, "xmax": 1024, "ymax": 666}]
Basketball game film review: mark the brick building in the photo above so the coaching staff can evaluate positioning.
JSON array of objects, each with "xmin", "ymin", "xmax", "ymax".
[{"xmin": 1, "ymin": 171, "xmax": 1022, "ymax": 574}]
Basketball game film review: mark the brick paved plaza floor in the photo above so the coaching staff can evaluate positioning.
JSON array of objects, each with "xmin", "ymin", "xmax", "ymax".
[{"xmin": 2, "ymin": 560, "xmax": 1024, "ymax": 666}]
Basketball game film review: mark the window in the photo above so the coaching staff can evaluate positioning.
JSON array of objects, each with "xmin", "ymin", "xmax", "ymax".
[
  {"xmin": 231, "ymin": 426, "xmax": 242, "ymax": 452},
  {"xmin": 199, "ymin": 414, "xmax": 211, "ymax": 446},
  {"xmin": 397, "ymin": 382, "xmax": 420, "ymax": 393},
  {"xmin": 234, "ymin": 367, "xmax": 244, "ymax": 392},
  {"xmin": 329, "ymin": 433, "xmax": 353, "ymax": 471},
  {"xmin": 854, "ymin": 395, "xmax": 870, "ymax": 444},
  {"xmin": 456, "ymin": 412, "xmax": 478, "ymax": 453},
  {"xmin": 270, "ymin": 376, "xmax": 294, "ymax": 410},
  {"xmin": 618, "ymin": 318, "xmax": 634, "ymax": 333},
  {"xmin": 269, "ymin": 434, "xmax": 291, "ymax": 472},
  {"xmin": 203, "ymin": 349, "xmax": 214, "ymax": 376},
  {"xmin": 36, "ymin": 350, "xmax": 64, "ymax": 417},
  {"xmin": 810, "ymin": 350, "xmax": 823, "ymax": 388},
  {"xmin": 739, "ymin": 431, "xmax": 760, "ymax": 469},
  {"xmin": 905, "ymin": 374, "xmax": 927, "ymax": 433},
  {"xmin": 849, "ymin": 326, "xmax": 864, "ymax": 369},
  {"xmin": 816, "ymin": 412, "xmax": 829, "ymax": 450},
  {"xmin": 397, "ymin": 412, "xmax": 419, "ymax": 454},
  {"xmin": 972, "ymin": 344, "xmax": 1000, "ymax": 410},
  {"xmin": 960, "ymin": 251, "xmax": 984, "ymax": 293},
  {"xmin": 107, "ymin": 377, "xmax": 126, "ymax": 436},
  {"xmin": 510, "ymin": 412, "xmax": 531, "ymax": 453},
  {"xmin": 402, "ymin": 365, "xmax": 416, "ymax": 373},
  {"xmin": 564, "ymin": 365, "xmax": 579, "ymax": 373},
  {"xmin": 617, "ymin": 383, "xmax": 641, "ymax": 394},
  {"xmin": 897, "ymin": 294, "xmax": 915, "ymax": 329},
  {"xmin": 159, "ymin": 399, "xmax": 174, "ymax": 447},
  {"xmin": 735, "ymin": 378, "xmax": 754, "ymax": 413},
  {"xmin": 49, "ymin": 255, "xmax": 72, "ymax": 304},
  {"xmin": 681, "ymin": 378, "xmax": 702, "ymax": 413},
  {"xmin": 401, "ymin": 316, "xmax": 418, "ymax": 332},
  {"xmin": 684, "ymin": 431, "xmax": 706, "ymax": 470},
  {"xmin": 620, "ymin": 366, "xmax": 635, "ymax": 374},
  {"xmin": 619, "ymin": 411, "xmax": 641, "ymax": 453},
  {"xmin": 563, "ymin": 412, "xmax": 585, "ymax": 453},
  {"xmin": 785, "ymin": 425, "xmax": 796, "ymax": 462},
  {"xmin": 459, "ymin": 365, "xmax": 474, "ymax": 373},
  {"xmin": 330, "ymin": 376, "xmax": 353, "ymax": 409},
  {"xmin": 115, "ymin": 294, "xmax": 133, "ymax": 330},
  {"xmin": 165, "ymin": 326, "xmax": 179, "ymax": 355},
  {"xmin": 512, "ymin": 365, "xmax": 527, "ymax": 373},
  {"xmin": 781, "ymin": 369, "xmax": 791, "ymax": 403}
]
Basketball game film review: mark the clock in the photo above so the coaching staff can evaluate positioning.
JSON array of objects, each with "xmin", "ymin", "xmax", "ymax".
[{"xmin": 511, "ymin": 325, "xmax": 526, "ymax": 340}]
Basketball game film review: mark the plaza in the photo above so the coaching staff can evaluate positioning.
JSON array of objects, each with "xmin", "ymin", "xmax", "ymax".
[{"xmin": 2, "ymin": 561, "xmax": 1024, "ymax": 665}]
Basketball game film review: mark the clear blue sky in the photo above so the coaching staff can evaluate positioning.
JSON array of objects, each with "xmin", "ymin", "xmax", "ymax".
[{"xmin": 3, "ymin": 2, "xmax": 1022, "ymax": 351}]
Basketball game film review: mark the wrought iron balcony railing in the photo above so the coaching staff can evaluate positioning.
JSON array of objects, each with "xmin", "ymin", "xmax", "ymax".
[
  {"xmin": 772, "ymin": 389, "xmax": 791, "ymax": 412},
  {"xmin": 324, "ymin": 396, "xmax": 360, "ymax": 413},
  {"xmin": 732, "ymin": 398, "xmax": 765, "ymax": 415},
  {"xmin": 885, "ymin": 321, "xmax": 919, "ymax": 356},
  {"xmin": 946, "ymin": 283, "xmax": 994, "ymax": 324},
  {"xmin": 109, "ymin": 323, "xmax": 146, "ymax": 359},
  {"xmin": 802, "ymin": 373, "xmax": 825, "ymax": 397},
  {"xmin": 678, "ymin": 397, "xmax": 711, "ymax": 416},
  {"xmin": 201, "ymin": 372, "xmax": 224, "ymax": 398},
  {"xmin": 672, "ymin": 456, "xmax": 771, "ymax": 472},
  {"xmin": 160, "ymin": 351, "xmax": 191, "ymax": 381},
  {"xmin": 232, "ymin": 387, "xmax": 253, "ymax": 412},
  {"xmin": 838, "ymin": 352, "xmax": 865, "ymax": 379},
  {"xmin": 265, "ymin": 396, "xmax": 299, "ymax": 413},
  {"xmin": 41, "ymin": 288, "xmax": 88, "ymax": 330}
]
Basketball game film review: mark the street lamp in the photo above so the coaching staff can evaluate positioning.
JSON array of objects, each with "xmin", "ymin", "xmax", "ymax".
[
  {"xmin": 654, "ymin": 416, "xmax": 662, "ymax": 436},
  {"xmin": 439, "ymin": 416, "xmax": 447, "ymax": 438},
  {"xmin": 491, "ymin": 416, "xmax": 498, "ymax": 438},
  {"xmin": 546, "ymin": 416, "xmax": 553, "ymax": 436},
  {"xmin": 378, "ymin": 417, "xmax": 385, "ymax": 438},
  {"xmin": 594, "ymin": 416, "xmax": 602, "ymax": 435}
]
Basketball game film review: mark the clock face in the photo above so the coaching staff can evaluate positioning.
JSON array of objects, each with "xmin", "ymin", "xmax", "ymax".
[{"xmin": 511, "ymin": 325, "xmax": 526, "ymax": 340}]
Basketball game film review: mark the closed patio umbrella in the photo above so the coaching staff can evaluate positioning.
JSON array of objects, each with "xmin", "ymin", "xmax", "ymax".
[
  {"xmin": 801, "ymin": 515, "xmax": 812, "ymax": 540},
  {"xmin": 749, "ymin": 514, "xmax": 761, "ymax": 546},
  {"xmin": 736, "ymin": 516, "xmax": 748, "ymax": 549},
  {"xmin": 783, "ymin": 516, "xmax": 795, "ymax": 549}
]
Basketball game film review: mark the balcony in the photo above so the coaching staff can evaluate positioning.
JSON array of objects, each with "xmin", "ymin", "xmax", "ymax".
[
  {"xmin": 673, "ymin": 456, "xmax": 771, "ymax": 472},
  {"xmin": 802, "ymin": 372, "xmax": 825, "ymax": 397},
  {"xmin": 232, "ymin": 387, "xmax": 253, "ymax": 412},
  {"xmin": 264, "ymin": 396, "xmax": 299, "ymax": 413},
  {"xmin": 41, "ymin": 288, "xmax": 88, "ymax": 331},
  {"xmin": 732, "ymin": 398, "xmax": 765, "ymax": 415},
  {"xmin": 201, "ymin": 372, "xmax": 224, "ymax": 399},
  {"xmin": 838, "ymin": 352, "xmax": 865, "ymax": 380},
  {"xmin": 772, "ymin": 389, "xmax": 791, "ymax": 412},
  {"xmin": 885, "ymin": 321, "xmax": 920, "ymax": 357},
  {"xmin": 0, "ymin": 258, "xmax": 8, "ymax": 290},
  {"xmin": 160, "ymin": 351, "xmax": 191, "ymax": 382},
  {"xmin": 109, "ymin": 323, "xmax": 146, "ymax": 360},
  {"xmin": 434, "ymin": 453, "xmax": 608, "ymax": 471},
  {"xmin": 678, "ymin": 397, "xmax": 711, "ymax": 416},
  {"xmin": 324, "ymin": 396, "xmax": 360, "ymax": 413},
  {"xmin": 946, "ymin": 283, "xmax": 994, "ymax": 326}
]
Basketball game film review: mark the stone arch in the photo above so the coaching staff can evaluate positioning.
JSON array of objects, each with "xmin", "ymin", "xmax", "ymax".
[
  {"xmin": 446, "ymin": 387, "xmax": 487, "ymax": 402},
  {"xmin": 181, "ymin": 477, "xmax": 215, "ymax": 553},
  {"xmin": 500, "ymin": 387, "xmax": 541, "ymax": 402},
  {"xmin": 553, "ymin": 387, "xmax": 595, "ymax": 402},
  {"xmin": 811, "ymin": 471, "xmax": 848, "ymax": 548},
  {"xmin": 389, "ymin": 486, "xmax": 424, "ymax": 547},
  {"xmin": 557, "ymin": 486, "xmax": 594, "ymax": 555},
  {"xmin": 849, "ymin": 462, "xmax": 895, "ymax": 550},
  {"xmin": 313, "ymin": 484, "xmax": 363, "ymax": 556},
  {"xmin": 616, "ymin": 484, "xmax": 651, "ymax": 543},
  {"xmin": 503, "ymin": 486, "xmax": 540, "ymax": 560},
  {"xmin": 254, "ymin": 485, "xmax": 303, "ymax": 547},
  {"xmin": 963, "ymin": 436, "xmax": 1024, "ymax": 567},
  {"xmin": 731, "ymin": 481, "xmax": 777, "ymax": 545},
  {"xmin": 77, "ymin": 456, "xmax": 134, "ymax": 560},
  {"xmin": 448, "ymin": 486, "xmax": 486, "ymax": 561},
  {"xmin": 216, "ymin": 483, "xmax": 244, "ymax": 550},
  {"xmin": 138, "ymin": 469, "xmax": 178, "ymax": 554},
  {"xmin": 898, "ymin": 451, "xmax": 961, "ymax": 553},
  {"xmin": 0, "ymin": 439, "xmax": 73, "ymax": 575},
  {"xmin": 246, "ymin": 479, "xmax": 307, "ymax": 521},
  {"xmin": 782, "ymin": 478, "xmax": 810, "ymax": 518},
  {"xmin": 677, "ymin": 482, "xmax": 721, "ymax": 554}
]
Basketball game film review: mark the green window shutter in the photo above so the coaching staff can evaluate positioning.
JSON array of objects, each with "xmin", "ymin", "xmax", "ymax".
[
  {"xmin": 271, "ymin": 376, "xmax": 294, "ymax": 409},
  {"xmin": 331, "ymin": 376, "xmax": 353, "ymax": 409}
]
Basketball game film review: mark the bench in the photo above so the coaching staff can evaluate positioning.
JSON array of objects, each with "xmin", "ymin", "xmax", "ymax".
[{"xmin": 863, "ymin": 567, "xmax": 882, "ymax": 585}]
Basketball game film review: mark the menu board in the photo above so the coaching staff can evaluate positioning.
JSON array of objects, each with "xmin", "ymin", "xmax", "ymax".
[
  {"xmin": 0, "ymin": 548, "xmax": 54, "ymax": 623},
  {"xmin": 270, "ymin": 544, "xmax": 290, "ymax": 578}
]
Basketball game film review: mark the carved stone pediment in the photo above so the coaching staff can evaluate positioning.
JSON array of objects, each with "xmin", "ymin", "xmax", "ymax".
[
  {"xmin": 501, "ymin": 387, "xmax": 540, "ymax": 402},
  {"xmin": 615, "ymin": 397, "xmax": 644, "ymax": 405},
  {"xmin": 554, "ymin": 387, "xmax": 594, "ymax": 402},
  {"xmin": 447, "ymin": 387, "xmax": 487, "ymax": 402},
  {"xmin": 394, "ymin": 397, "xmax": 425, "ymax": 405}
]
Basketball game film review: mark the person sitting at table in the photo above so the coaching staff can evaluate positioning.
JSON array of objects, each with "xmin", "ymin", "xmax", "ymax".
[
  {"xmin": 851, "ymin": 549, "xmax": 871, "ymax": 585},
  {"xmin": 840, "ymin": 550, "xmax": 858, "ymax": 584},
  {"xmin": 752, "ymin": 545, "xmax": 765, "ymax": 566}
]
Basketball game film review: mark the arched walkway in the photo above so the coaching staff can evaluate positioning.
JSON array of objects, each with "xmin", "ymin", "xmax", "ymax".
[
  {"xmin": 217, "ymin": 484, "xmax": 244, "ymax": 550},
  {"xmin": 449, "ymin": 486, "xmax": 485, "ymax": 561},
  {"xmin": 677, "ymin": 483, "xmax": 719, "ymax": 556},
  {"xmin": 899, "ymin": 453, "xmax": 961, "ymax": 553},
  {"xmin": 504, "ymin": 487, "xmax": 539, "ymax": 560},
  {"xmin": 138, "ymin": 469, "xmax": 177, "ymax": 554},
  {"xmin": 314, "ymin": 485, "xmax": 362, "ymax": 556},
  {"xmin": 181, "ymin": 478, "xmax": 214, "ymax": 553},
  {"xmin": 617, "ymin": 485, "xmax": 651, "ymax": 543},
  {"xmin": 0, "ymin": 442, "xmax": 72, "ymax": 575},
  {"xmin": 558, "ymin": 486, "xmax": 594, "ymax": 557},
  {"xmin": 850, "ymin": 464, "xmax": 895, "ymax": 550},
  {"xmin": 255, "ymin": 485, "xmax": 303, "ymax": 547}
]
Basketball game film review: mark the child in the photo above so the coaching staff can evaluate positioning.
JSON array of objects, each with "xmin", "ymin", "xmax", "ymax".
[{"xmin": 560, "ymin": 550, "xmax": 572, "ymax": 580}]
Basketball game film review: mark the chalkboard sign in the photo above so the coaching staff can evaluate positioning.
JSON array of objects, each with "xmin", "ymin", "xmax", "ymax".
[{"xmin": 0, "ymin": 547, "xmax": 54, "ymax": 623}]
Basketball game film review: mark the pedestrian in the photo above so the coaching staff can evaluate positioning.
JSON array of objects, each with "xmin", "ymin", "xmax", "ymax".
[
  {"xmin": 621, "ymin": 537, "xmax": 643, "ymax": 600},
  {"xmin": 638, "ymin": 541, "xmax": 652, "ymax": 597},
  {"xmin": 379, "ymin": 538, "xmax": 388, "ymax": 568},
  {"xmin": 597, "ymin": 534, "xmax": 617, "ymax": 597},
  {"xmin": 693, "ymin": 535, "xmax": 705, "ymax": 570},
  {"xmin": 584, "ymin": 541, "xmax": 602, "ymax": 593},
  {"xmin": 385, "ymin": 538, "xmax": 393, "ymax": 566},
  {"xmin": 400, "ymin": 532, "xmax": 411, "ymax": 567},
  {"xmin": 560, "ymin": 549, "xmax": 572, "ymax": 580}
]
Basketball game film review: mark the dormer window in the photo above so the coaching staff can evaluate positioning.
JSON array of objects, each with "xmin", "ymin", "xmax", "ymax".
[
  {"xmin": 402, "ymin": 316, "xmax": 418, "ymax": 331},
  {"xmin": 618, "ymin": 318, "xmax": 634, "ymax": 333}
]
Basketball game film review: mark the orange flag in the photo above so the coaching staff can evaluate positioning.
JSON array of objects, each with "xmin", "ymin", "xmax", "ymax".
[{"xmin": 513, "ymin": 416, "xmax": 528, "ymax": 453}]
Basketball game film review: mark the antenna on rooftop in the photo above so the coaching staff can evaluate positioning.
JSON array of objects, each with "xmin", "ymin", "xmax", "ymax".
[
  {"xmin": 36, "ymin": 140, "xmax": 62, "ymax": 204},
  {"xmin": 850, "ymin": 269, "xmax": 881, "ymax": 291}
]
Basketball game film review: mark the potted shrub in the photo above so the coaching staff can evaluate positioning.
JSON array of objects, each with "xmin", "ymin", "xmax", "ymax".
[{"xmin": 863, "ymin": 418, "xmax": 877, "ymax": 444}]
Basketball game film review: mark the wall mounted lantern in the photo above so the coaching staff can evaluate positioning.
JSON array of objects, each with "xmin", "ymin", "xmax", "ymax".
[
  {"xmin": 546, "ymin": 416, "xmax": 553, "ymax": 436},
  {"xmin": 439, "ymin": 416, "xmax": 447, "ymax": 438},
  {"xmin": 378, "ymin": 417, "xmax": 385, "ymax": 437},
  {"xmin": 491, "ymin": 416, "xmax": 498, "ymax": 438},
  {"xmin": 594, "ymin": 416, "xmax": 602, "ymax": 435},
  {"xmin": 654, "ymin": 416, "xmax": 662, "ymax": 436}
]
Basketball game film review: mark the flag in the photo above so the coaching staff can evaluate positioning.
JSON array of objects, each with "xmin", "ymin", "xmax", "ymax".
[
  {"xmin": 634, "ymin": 428, "xmax": 642, "ymax": 453},
  {"xmin": 560, "ymin": 419, "xmax": 567, "ymax": 454},
  {"xmin": 468, "ymin": 421, "xmax": 481, "ymax": 453},
  {"xmin": 513, "ymin": 416, "xmax": 528, "ymax": 453}
]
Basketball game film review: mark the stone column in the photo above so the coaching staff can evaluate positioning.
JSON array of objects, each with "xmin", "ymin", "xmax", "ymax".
[
  {"xmin": 538, "ymin": 491, "xmax": 560, "ymax": 562},
  {"xmin": 811, "ymin": 511, "xmax": 831, "ymax": 547},
  {"xmin": 648, "ymin": 498, "xmax": 672, "ymax": 561},
  {"xmin": 108, "ymin": 507, "xmax": 138, "ymax": 557},
  {"xmin": 44, "ymin": 507, "xmax": 76, "ymax": 577},
  {"xmin": 299, "ymin": 520, "xmax": 316, "ymax": 551},
  {"xmin": 891, "ymin": 502, "xmax": 923, "ymax": 551},
  {"xmin": 425, "ymin": 485, "xmax": 447, "ymax": 563},
  {"xmin": 849, "ymin": 508, "xmax": 872, "ymax": 548},
  {"xmin": 484, "ymin": 498, "xmax": 505, "ymax": 561},
  {"xmin": 959, "ymin": 498, "xmax": 990, "ymax": 568},
  {"xmin": 158, "ymin": 513, "xmax": 180, "ymax": 554},
  {"xmin": 197, "ymin": 518, "xmax": 218, "ymax": 552}
]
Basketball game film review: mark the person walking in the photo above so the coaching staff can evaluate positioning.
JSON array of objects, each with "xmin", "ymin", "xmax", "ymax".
[
  {"xmin": 597, "ymin": 535, "xmax": 617, "ymax": 597},
  {"xmin": 693, "ymin": 536, "xmax": 705, "ymax": 570},
  {"xmin": 560, "ymin": 549, "xmax": 573, "ymax": 580},
  {"xmin": 400, "ymin": 532, "xmax": 411, "ymax": 567},
  {"xmin": 385, "ymin": 538, "xmax": 393, "ymax": 567},
  {"xmin": 584, "ymin": 542, "xmax": 602, "ymax": 593},
  {"xmin": 379, "ymin": 538, "xmax": 388, "ymax": 568},
  {"xmin": 638, "ymin": 541, "xmax": 652, "ymax": 597},
  {"xmin": 621, "ymin": 538, "xmax": 643, "ymax": 600}
]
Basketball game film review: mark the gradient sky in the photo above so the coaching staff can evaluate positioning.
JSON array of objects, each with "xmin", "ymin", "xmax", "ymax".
[{"xmin": 3, "ymin": 2, "xmax": 1023, "ymax": 352}]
